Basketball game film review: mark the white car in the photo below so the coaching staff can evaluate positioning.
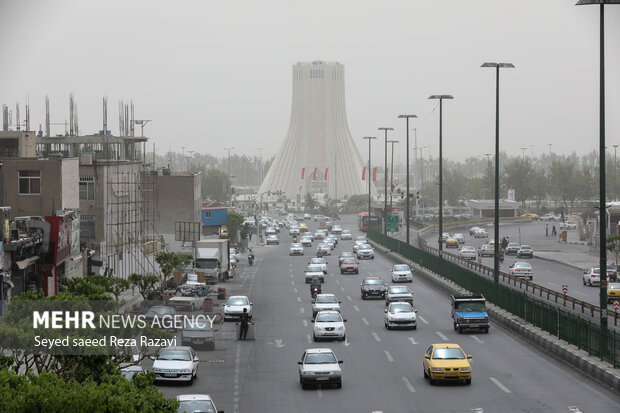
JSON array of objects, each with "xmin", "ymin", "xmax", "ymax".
[
  {"xmin": 289, "ymin": 243, "xmax": 304, "ymax": 256},
  {"xmin": 385, "ymin": 285, "xmax": 413, "ymax": 305},
  {"xmin": 459, "ymin": 246, "xmax": 477, "ymax": 260},
  {"xmin": 298, "ymin": 348, "xmax": 343, "ymax": 389},
  {"xmin": 229, "ymin": 248, "xmax": 240, "ymax": 262},
  {"xmin": 324, "ymin": 237, "xmax": 336, "ymax": 250},
  {"xmin": 305, "ymin": 265, "xmax": 325, "ymax": 283},
  {"xmin": 473, "ymin": 228, "xmax": 488, "ymax": 238},
  {"xmin": 317, "ymin": 243, "xmax": 331, "ymax": 256},
  {"xmin": 289, "ymin": 226, "xmax": 300, "ymax": 236},
  {"xmin": 559, "ymin": 221, "xmax": 577, "ymax": 230},
  {"xmin": 469, "ymin": 226, "xmax": 481, "ymax": 236},
  {"xmin": 266, "ymin": 234, "xmax": 280, "ymax": 245},
  {"xmin": 391, "ymin": 264, "xmax": 413, "ymax": 282},
  {"xmin": 509, "ymin": 261, "xmax": 533, "ymax": 280},
  {"xmin": 352, "ymin": 239, "xmax": 367, "ymax": 253},
  {"xmin": 151, "ymin": 346, "xmax": 199, "ymax": 384},
  {"xmin": 312, "ymin": 293, "xmax": 341, "ymax": 317},
  {"xmin": 340, "ymin": 230, "xmax": 353, "ymax": 240},
  {"xmin": 312, "ymin": 310, "xmax": 347, "ymax": 341},
  {"xmin": 384, "ymin": 302, "xmax": 417, "ymax": 330},
  {"xmin": 454, "ymin": 233, "xmax": 465, "ymax": 244},
  {"xmin": 357, "ymin": 244, "xmax": 375, "ymax": 259},
  {"xmin": 176, "ymin": 394, "xmax": 223, "ymax": 413},
  {"xmin": 314, "ymin": 231, "xmax": 326, "ymax": 240},
  {"xmin": 440, "ymin": 232, "xmax": 450, "ymax": 242},
  {"xmin": 331, "ymin": 225, "xmax": 343, "ymax": 234},
  {"xmin": 265, "ymin": 226, "xmax": 277, "ymax": 236},
  {"xmin": 309, "ymin": 257, "xmax": 328, "ymax": 274},
  {"xmin": 303, "ymin": 213, "xmax": 312, "ymax": 220},
  {"xmin": 224, "ymin": 295, "xmax": 253, "ymax": 319},
  {"xmin": 300, "ymin": 236, "xmax": 313, "ymax": 247}
]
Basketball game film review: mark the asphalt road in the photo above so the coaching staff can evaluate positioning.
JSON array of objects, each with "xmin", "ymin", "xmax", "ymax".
[{"xmin": 152, "ymin": 215, "xmax": 619, "ymax": 413}]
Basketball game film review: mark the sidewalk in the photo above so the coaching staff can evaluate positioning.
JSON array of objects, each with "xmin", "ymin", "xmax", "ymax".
[{"xmin": 534, "ymin": 229, "xmax": 602, "ymax": 272}]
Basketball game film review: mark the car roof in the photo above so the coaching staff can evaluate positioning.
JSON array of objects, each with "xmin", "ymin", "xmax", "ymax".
[
  {"xmin": 177, "ymin": 394, "xmax": 214, "ymax": 402},
  {"xmin": 305, "ymin": 348, "xmax": 336, "ymax": 354},
  {"xmin": 161, "ymin": 346, "xmax": 193, "ymax": 351},
  {"xmin": 315, "ymin": 310, "xmax": 340, "ymax": 315},
  {"xmin": 316, "ymin": 293, "xmax": 336, "ymax": 298},
  {"xmin": 228, "ymin": 295, "xmax": 249, "ymax": 299},
  {"xmin": 430, "ymin": 343, "xmax": 463, "ymax": 349}
]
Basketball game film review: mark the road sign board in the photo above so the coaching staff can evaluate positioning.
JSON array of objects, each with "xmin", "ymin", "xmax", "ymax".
[
  {"xmin": 614, "ymin": 301, "xmax": 620, "ymax": 311},
  {"xmin": 387, "ymin": 215, "xmax": 399, "ymax": 232},
  {"xmin": 562, "ymin": 285, "xmax": 568, "ymax": 295}
]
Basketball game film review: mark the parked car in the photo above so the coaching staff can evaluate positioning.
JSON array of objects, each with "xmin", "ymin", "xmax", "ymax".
[
  {"xmin": 384, "ymin": 302, "xmax": 417, "ymax": 330},
  {"xmin": 509, "ymin": 261, "xmax": 533, "ymax": 280},
  {"xmin": 339, "ymin": 258, "xmax": 359, "ymax": 274},
  {"xmin": 289, "ymin": 243, "xmax": 304, "ymax": 256},
  {"xmin": 176, "ymin": 394, "xmax": 223, "ymax": 413},
  {"xmin": 423, "ymin": 343, "xmax": 472, "ymax": 385},
  {"xmin": 516, "ymin": 245, "xmax": 534, "ymax": 258},
  {"xmin": 385, "ymin": 285, "xmax": 414, "ymax": 305},
  {"xmin": 120, "ymin": 365, "xmax": 146, "ymax": 381},
  {"xmin": 459, "ymin": 246, "xmax": 477, "ymax": 260},
  {"xmin": 505, "ymin": 242, "xmax": 520, "ymax": 255},
  {"xmin": 360, "ymin": 276, "xmax": 387, "ymax": 299},
  {"xmin": 229, "ymin": 248, "xmax": 240, "ymax": 262},
  {"xmin": 144, "ymin": 305, "xmax": 177, "ymax": 328},
  {"xmin": 559, "ymin": 221, "xmax": 577, "ymax": 230},
  {"xmin": 312, "ymin": 293, "xmax": 341, "ymax": 317},
  {"xmin": 151, "ymin": 346, "xmax": 199, "ymax": 384},
  {"xmin": 312, "ymin": 310, "xmax": 347, "ymax": 341},
  {"xmin": 391, "ymin": 264, "xmax": 413, "ymax": 282},
  {"xmin": 298, "ymin": 348, "xmax": 343, "ymax": 389}
]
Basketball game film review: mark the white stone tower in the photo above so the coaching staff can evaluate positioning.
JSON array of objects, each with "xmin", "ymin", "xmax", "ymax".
[{"xmin": 259, "ymin": 61, "xmax": 375, "ymax": 201}]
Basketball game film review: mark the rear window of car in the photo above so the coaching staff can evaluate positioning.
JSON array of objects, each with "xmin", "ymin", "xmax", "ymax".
[
  {"xmin": 389, "ymin": 287, "xmax": 409, "ymax": 293},
  {"xmin": 342, "ymin": 259, "xmax": 357, "ymax": 265},
  {"xmin": 316, "ymin": 295, "xmax": 338, "ymax": 303},
  {"xmin": 393, "ymin": 265, "xmax": 409, "ymax": 271},
  {"xmin": 364, "ymin": 279, "xmax": 384, "ymax": 285},
  {"xmin": 307, "ymin": 266, "xmax": 322, "ymax": 272}
]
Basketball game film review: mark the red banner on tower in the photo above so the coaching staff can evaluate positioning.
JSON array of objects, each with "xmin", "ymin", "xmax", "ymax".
[
  {"xmin": 362, "ymin": 167, "xmax": 366, "ymax": 181},
  {"xmin": 324, "ymin": 168, "xmax": 328, "ymax": 180},
  {"xmin": 301, "ymin": 168, "xmax": 305, "ymax": 179},
  {"xmin": 372, "ymin": 167, "xmax": 377, "ymax": 181},
  {"xmin": 313, "ymin": 168, "xmax": 317, "ymax": 181}
]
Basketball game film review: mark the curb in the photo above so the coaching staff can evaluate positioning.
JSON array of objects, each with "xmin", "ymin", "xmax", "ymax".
[{"xmin": 370, "ymin": 241, "xmax": 620, "ymax": 392}]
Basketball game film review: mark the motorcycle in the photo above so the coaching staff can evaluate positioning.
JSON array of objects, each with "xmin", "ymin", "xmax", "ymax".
[
  {"xmin": 310, "ymin": 285, "xmax": 321, "ymax": 299},
  {"xmin": 248, "ymin": 254, "xmax": 254, "ymax": 266}
]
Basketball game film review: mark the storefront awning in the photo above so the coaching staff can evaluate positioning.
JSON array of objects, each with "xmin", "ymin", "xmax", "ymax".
[{"xmin": 15, "ymin": 256, "xmax": 40, "ymax": 270}]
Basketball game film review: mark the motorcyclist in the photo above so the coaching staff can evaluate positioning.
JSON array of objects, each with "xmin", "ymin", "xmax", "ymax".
[
  {"xmin": 310, "ymin": 275, "xmax": 322, "ymax": 298},
  {"xmin": 248, "ymin": 248, "xmax": 255, "ymax": 264},
  {"xmin": 316, "ymin": 248, "xmax": 324, "ymax": 258}
]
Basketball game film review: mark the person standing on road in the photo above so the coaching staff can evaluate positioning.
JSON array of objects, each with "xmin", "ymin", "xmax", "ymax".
[
  {"xmin": 546, "ymin": 224, "xmax": 549, "ymax": 237},
  {"xmin": 552, "ymin": 225, "xmax": 557, "ymax": 237},
  {"xmin": 237, "ymin": 308, "xmax": 253, "ymax": 340}
]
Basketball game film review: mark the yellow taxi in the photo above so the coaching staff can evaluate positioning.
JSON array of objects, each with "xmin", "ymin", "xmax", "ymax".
[
  {"xmin": 607, "ymin": 282, "xmax": 620, "ymax": 303},
  {"xmin": 423, "ymin": 343, "xmax": 472, "ymax": 385},
  {"xmin": 298, "ymin": 223, "xmax": 309, "ymax": 232},
  {"xmin": 488, "ymin": 239, "xmax": 495, "ymax": 246},
  {"xmin": 522, "ymin": 213, "xmax": 539, "ymax": 220},
  {"xmin": 445, "ymin": 237, "xmax": 459, "ymax": 249}
]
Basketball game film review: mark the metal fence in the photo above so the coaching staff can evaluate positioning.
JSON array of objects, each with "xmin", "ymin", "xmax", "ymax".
[{"xmin": 368, "ymin": 229, "xmax": 620, "ymax": 368}]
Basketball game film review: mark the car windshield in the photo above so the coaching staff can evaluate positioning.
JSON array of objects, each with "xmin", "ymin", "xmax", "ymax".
[
  {"xmin": 462, "ymin": 247, "xmax": 475, "ymax": 251},
  {"xmin": 342, "ymin": 230, "xmax": 351, "ymax": 234},
  {"xmin": 390, "ymin": 303, "xmax": 413, "ymax": 313},
  {"xmin": 432, "ymin": 347, "xmax": 466, "ymax": 360},
  {"xmin": 609, "ymin": 284, "xmax": 620, "ymax": 289},
  {"xmin": 227, "ymin": 297, "xmax": 248, "ymax": 306},
  {"xmin": 356, "ymin": 237, "xmax": 366, "ymax": 241},
  {"xmin": 307, "ymin": 266, "xmax": 323, "ymax": 272},
  {"xmin": 148, "ymin": 306, "xmax": 172, "ymax": 315},
  {"xmin": 177, "ymin": 400, "xmax": 216, "ymax": 413},
  {"xmin": 157, "ymin": 349, "xmax": 191, "ymax": 361},
  {"xmin": 515, "ymin": 263, "xmax": 531, "ymax": 269},
  {"xmin": 316, "ymin": 295, "xmax": 337, "ymax": 303},
  {"xmin": 591, "ymin": 268, "xmax": 601, "ymax": 274},
  {"xmin": 291, "ymin": 243, "xmax": 302, "ymax": 248},
  {"xmin": 315, "ymin": 313, "xmax": 342, "ymax": 322},
  {"xmin": 393, "ymin": 265, "xmax": 409, "ymax": 271},
  {"xmin": 342, "ymin": 259, "xmax": 357, "ymax": 265},
  {"xmin": 508, "ymin": 243, "xmax": 519, "ymax": 247},
  {"xmin": 359, "ymin": 245, "xmax": 372, "ymax": 250},
  {"xmin": 521, "ymin": 245, "xmax": 531, "ymax": 250},
  {"xmin": 389, "ymin": 287, "xmax": 409, "ymax": 294},
  {"xmin": 456, "ymin": 301, "xmax": 486, "ymax": 312},
  {"xmin": 364, "ymin": 279, "xmax": 384, "ymax": 285},
  {"xmin": 304, "ymin": 352, "xmax": 337, "ymax": 364}
]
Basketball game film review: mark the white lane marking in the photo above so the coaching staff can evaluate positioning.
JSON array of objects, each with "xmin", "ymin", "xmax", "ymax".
[
  {"xmin": 353, "ymin": 305, "xmax": 360, "ymax": 312},
  {"xmin": 307, "ymin": 334, "xmax": 312, "ymax": 344},
  {"xmin": 402, "ymin": 376, "xmax": 416, "ymax": 393},
  {"xmin": 418, "ymin": 316, "xmax": 429, "ymax": 324},
  {"xmin": 300, "ymin": 307, "xmax": 305, "ymax": 314},
  {"xmin": 436, "ymin": 331, "xmax": 448, "ymax": 341},
  {"xmin": 290, "ymin": 273, "xmax": 293, "ymax": 278},
  {"xmin": 472, "ymin": 409, "xmax": 484, "ymax": 413},
  {"xmin": 297, "ymin": 297, "xmax": 302, "ymax": 302},
  {"xmin": 340, "ymin": 286, "xmax": 346, "ymax": 292},
  {"xmin": 291, "ymin": 280, "xmax": 295, "ymax": 285},
  {"xmin": 317, "ymin": 388, "xmax": 323, "ymax": 398},
  {"xmin": 346, "ymin": 295, "xmax": 352, "ymax": 301},
  {"xmin": 293, "ymin": 287, "xmax": 298, "ymax": 293},
  {"xmin": 362, "ymin": 317, "xmax": 370, "ymax": 325},
  {"xmin": 548, "ymin": 282, "xmax": 558, "ymax": 287},
  {"xmin": 568, "ymin": 407, "xmax": 584, "ymax": 413},
  {"xmin": 335, "ymin": 279, "xmax": 341, "ymax": 285},
  {"xmin": 372, "ymin": 332, "xmax": 382, "ymax": 342},
  {"xmin": 408, "ymin": 337, "xmax": 419, "ymax": 345},
  {"xmin": 471, "ymin": 335, "xmax": 485, "ymax": 344},
  {"xmin": 384, "ymin": 350, "xmax": 394, "ymax": 362},
  {"xmin": 342, "ymin": 337, "xmax": 350, "ymax": 346},
  {"xmin": 489, "ymin": 377, "xmax": 512, "ymax": 393},
  {"xmin": 302, "ymin": 319, "xmax": 308, "ymax": 327},
  {"xmin": 372, "ymin": 411, "xmax": 384, "ymax": 413}
]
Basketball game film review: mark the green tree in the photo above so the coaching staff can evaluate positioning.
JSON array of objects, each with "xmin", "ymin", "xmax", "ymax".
[
  {"xmin": 154, "ymin": 251, "xmax": 193, "ymax": 290},
  {"xmin": 503, "ymin": 158, "xmax": 535, "ymax": 208},
  {"xmin": 305, "ymin": 193, "xmax": 316, "ymax": 212},
  {"xmin": 226, "ymin": 210, "xmax": 245, "ymax": 242},
  {"xmin": 201, "ymin": 168, "xmax": 229, "ymax": 202},
  {"xmin": 607, "ymin": 234, "xmax": 620, "ymax": 269},
  {"xmin": 128, "ymin": 273, "xmax": 161, "ymax": 300},
  {"xmin": 444, "ymin": 168, "xmax": 469, "ymax": 206},
  {"xmin": 342, "ymin": 194, "xmax": 367, "ymax": 214}
]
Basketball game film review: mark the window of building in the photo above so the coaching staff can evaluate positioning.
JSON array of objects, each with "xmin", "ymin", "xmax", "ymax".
[
  {"xmin": 204, "ymin": 211, "xmax": 211, "ymax": 218},
  {"xmin": 18, "ymin": 170, "xmax": 41, "ymax": 195},
  {"xmin": 80, "ymin": 215, "xmax": 96, "ymax": 241},
  {"xmin": 79, "ymin": 176, "xmax": 95, "ymax": 200}
]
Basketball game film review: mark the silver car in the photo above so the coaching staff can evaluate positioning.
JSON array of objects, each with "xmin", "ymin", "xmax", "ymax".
[
  {"xmin": 151, "ymin": 346, "xmax": 199, "ymax": 384},
  {"xmin": 384, "ymin": 302, "xmax": 417, "ymax": 330}
]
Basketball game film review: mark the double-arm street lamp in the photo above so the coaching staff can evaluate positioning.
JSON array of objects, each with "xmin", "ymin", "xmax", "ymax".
[
  {"xmin": 481, "ymin": 62, "xmax": 514, "ymax": 283},
  {"xmin": 576, "ymin": 0, "xmax": 620, "ymax": 342},
  {"xmin": 397, "ymin": 115, "xmax": 418, "ymax": 245},
  {"xmin": 362, "ymin": 137, "xmax": 377, "ymax": 219},
  {"xmin": 428, "ymin": 95, "xmax": 453, "ymax": 255},
  {"xmin": 379, "ymin": 127, "xmax": 394, "ymax": 235}
]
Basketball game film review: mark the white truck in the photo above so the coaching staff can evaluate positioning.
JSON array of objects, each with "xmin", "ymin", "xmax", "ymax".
[{"xmin": 194, "ymin": 238, "xmax": 230, "ymax": 283}]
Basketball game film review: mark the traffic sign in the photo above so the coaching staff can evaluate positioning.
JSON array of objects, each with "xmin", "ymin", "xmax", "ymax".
[
  {"xmin": 614, "ymin": 301, "xmax": 620, "ymax": 312},
  {"xmin": 386, "ymin": 215, "xmax": 399, "ymax": 232},
  {"xmin": 562, "ymin": 285, "xmax": 568, "ymax": 295},
  {"xmin": 478, "ymin": 257, "xmax": 482, "ymax": 264}
]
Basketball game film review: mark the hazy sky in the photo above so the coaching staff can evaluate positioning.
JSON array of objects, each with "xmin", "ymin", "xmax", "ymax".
[{"xmin": 1, "ymin": 0, "xmax": 619, "ymax": 164}]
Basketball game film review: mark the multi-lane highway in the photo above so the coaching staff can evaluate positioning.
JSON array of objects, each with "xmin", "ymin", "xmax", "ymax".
[{"xmin": 148, "ymin": 215, "xmax": 620, "ymax": 412}]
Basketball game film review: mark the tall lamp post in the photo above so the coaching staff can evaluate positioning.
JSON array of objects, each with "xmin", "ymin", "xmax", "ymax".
[
  {"xmin": 224, "ymin": 147, "xmax": 235, "ymax": 206},
  {"xmin": 388, "ymin": 140, "xmax": 399, "ymax": 212},
  {"xmin": 398, "ymin": 115, "xmax": 417, "ymax": 245},
  {"xmin": 614, "ymin": 145, "xmax": 618, "ymax": 201},
  {"xmin": 481, "ymin": 62, "xmax": 514, "ymax": 283},
  {"xmin": 362, "ymin": 137, "xmax": 377, "ymax": 221},
  {"xmin": 577, "ymin": 0, "xmax": 619, "ymax": 338},
  {"xmin": 428, "ymin": 95, "xmax": 453, "ymax": 255},
  {"xmin": 379, "ymin": 127, "xmax": 394, "ymax": 235},
  {"xmin": 520, "ymin": 147, "xmax": 527, "ymax": 158}
]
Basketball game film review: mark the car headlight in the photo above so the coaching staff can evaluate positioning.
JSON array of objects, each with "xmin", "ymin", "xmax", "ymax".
[
  {"xmin": 179, "ymin": 368, "xmax": 192, "ymax": 373},
  {"xmin": 461, "ymin": 367, "xmax": 471, "ymax": 372},
  {"xmin": 431, "ymin": 367, "xmax": 444, "ymax": 372},
  {"xmin": 337, "ymin": 326, "xmax": 344, "ymax": 331},
  {"xmin": 301, "ymin": 371, "xmax": 314, "ymax": 376},
  {"xmin": 484, "ymin": 317, "xmax": 489, "ymax": 323}
]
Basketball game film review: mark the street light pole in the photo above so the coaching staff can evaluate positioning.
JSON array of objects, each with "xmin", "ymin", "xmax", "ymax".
[
  {"xmin": 398, "ymin": 115, "xmax": 417, "ymax": 245},
  {"xmin": 379, "ymin": 127, "xmax": 394, "ymax": 235},
  {"xmin": 224, "ymin": 147, "xmax": 235, "ymax": 206},
  {"xmin": 520, "ymin": 147, "xmax": 527, "ymax": 158},
  {"xmin": 482, "ymin": 62, "xmax": 515, "ymax": 283},
  {"xmin": 362, "ymin": 137, "xmax": 377, "ymax": 223},
  {"xmin": 388, "ymin": 140, "xmax": 399, "ymax": 212},
  {"xmin": 428, "ymin": 95, "xmax": 453, "ymax": 255},
  {"xmin": 614, "ymin": 145, "xmax": 618, "ymax": 201}
]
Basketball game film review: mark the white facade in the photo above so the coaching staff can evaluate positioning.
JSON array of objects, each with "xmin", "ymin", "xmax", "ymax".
[{"xmin": 260, "ymin": 61, "xmax": 376, "ymax": 200}]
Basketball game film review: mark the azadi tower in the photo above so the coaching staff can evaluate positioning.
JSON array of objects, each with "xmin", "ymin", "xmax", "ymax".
[{"xmin": 259, "ymin": 61, "xmax": 375, "ymax": 200}]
